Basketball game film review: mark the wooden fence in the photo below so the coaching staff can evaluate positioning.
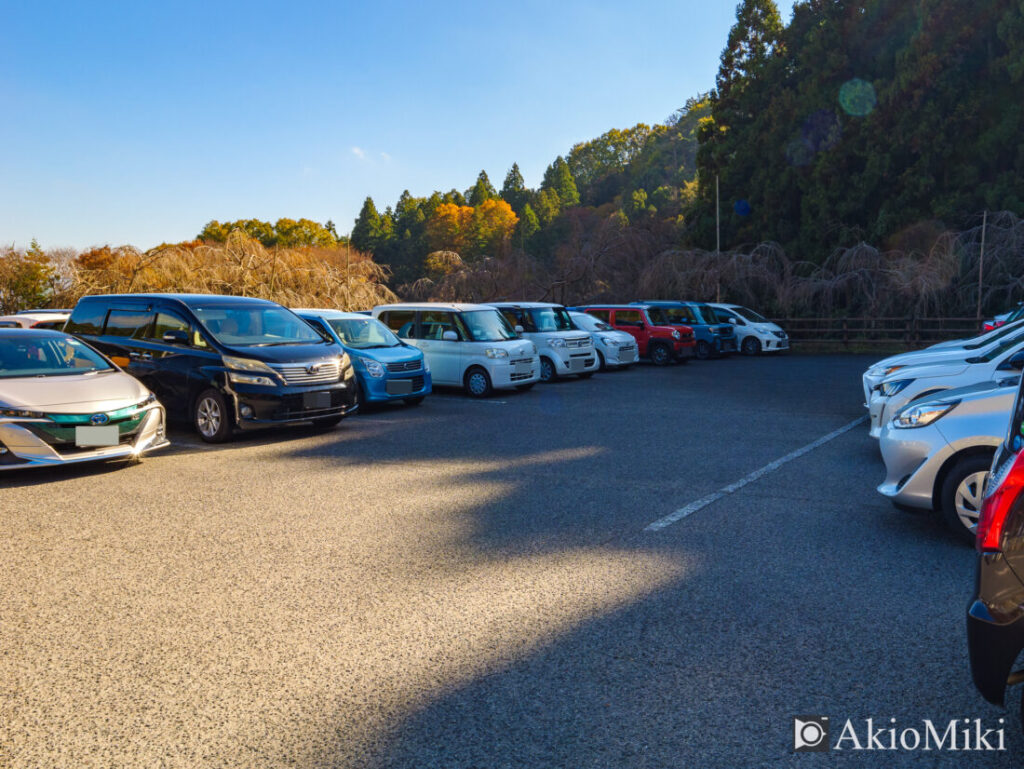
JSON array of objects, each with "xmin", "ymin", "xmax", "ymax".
[{"xmin": 771, "ymin": 316, "xmax": 984, "ymax": 350}]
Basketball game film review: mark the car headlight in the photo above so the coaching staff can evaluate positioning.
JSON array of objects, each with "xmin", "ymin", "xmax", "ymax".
[
  {"xmin": 893, "ymin": 400, "xmax": 958, "ymax": 428},
  {"xmin": 880, "ymin": 378, "xmax": 914, "ymax": 397},
  {"xmin": 547, "ymin": 338, "xmax": 567, "ymax": 348},
  {"xmin": 136, "ymin": 393, "xmax": 158, "ymax": 408},
  {"xmin": 599, "ymin": 335, "xmax": 617, "ymax": 346},
  {"xmin": 485, "ymin": 348, "xmax": 510, "ymax": 359},
  {"xmin": 871, "ymin": 364, "xmax": 904, "ymax": 378},
  {"xmin": 360, "ymin": 358, "xmax": 385, "ymax": 378},
  {"xmin": 228, "ymin": 372, "xmax": 276, "ymax": 386},
  {"xmin": 671, "ymin": 330, "xmax": 681, "ymax": 340},
  {"xmin": 222, "ymin": 355, "xmax": 278, "ymax": 377},
  {"xmin": 0, "ymin": 407, "xmax": 46, "ymax": 418}
]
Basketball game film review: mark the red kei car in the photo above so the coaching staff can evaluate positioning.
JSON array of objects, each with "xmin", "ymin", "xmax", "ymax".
[{"xmin": 573, "ymin": 304, "xmax": 695, "ymax": 365}]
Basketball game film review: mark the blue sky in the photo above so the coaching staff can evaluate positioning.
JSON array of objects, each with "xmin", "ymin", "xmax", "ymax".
[{"xmin": 0, "ymin": 0, "xmax": 796, "ymax": 249}]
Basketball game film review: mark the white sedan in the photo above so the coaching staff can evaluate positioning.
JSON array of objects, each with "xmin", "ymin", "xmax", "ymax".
[
  {"xmin": 568, "ymin": 311, "xmax": 639, "ymax": 369},
  {"xmin": 862, "ymin": 319, "xmax": 1024, "ymax": 406},
  {"xmin": 868, "ymin": 337, "xmax": 1024, "ymax": 438}
]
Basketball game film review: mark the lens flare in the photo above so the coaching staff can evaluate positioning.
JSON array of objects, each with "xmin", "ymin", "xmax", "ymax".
[
  {"xmin": 734, "ymin": 199, "xmax": 752, "ymax": 217},
  {"xmin": 839, "ymin": 78, "xmax": 877, "ymax": 116}
]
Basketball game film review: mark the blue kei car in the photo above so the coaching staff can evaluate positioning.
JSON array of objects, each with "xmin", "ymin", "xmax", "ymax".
[{"xmin": 295, "ymin": 309, "xmax": 431, "ymax": 406}]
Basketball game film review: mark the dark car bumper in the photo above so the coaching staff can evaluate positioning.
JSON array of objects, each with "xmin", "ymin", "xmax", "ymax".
[
  {"xmin": 967, "ymin": 553, "xmax": 1024, "ymax": 705},
  {"xmin": 229, "ymin": 380, "xmax": 358, "ymax": 428}
]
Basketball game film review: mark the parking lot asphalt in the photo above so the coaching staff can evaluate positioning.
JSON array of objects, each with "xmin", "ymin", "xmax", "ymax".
[{"xmin": 1, "ymin": 354, "xmax": 1017, "ymax": 767}]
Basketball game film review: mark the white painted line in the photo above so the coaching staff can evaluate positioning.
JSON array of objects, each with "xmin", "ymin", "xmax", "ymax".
[{"xmin": 643, "ymin": 415, "xmax": 868, "ymax": 532}]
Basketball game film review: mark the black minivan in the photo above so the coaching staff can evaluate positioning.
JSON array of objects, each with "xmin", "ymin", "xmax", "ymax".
[{"xmin": 65, "ymin": 294, "xmax": 358, "ymax": 442}]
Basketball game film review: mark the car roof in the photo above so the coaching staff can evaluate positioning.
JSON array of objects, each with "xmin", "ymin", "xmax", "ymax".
[
  {"xmin": 577, "ymin": 304, "xmax": 653, "ymax": 310},
  {"xmin": 488, "ymin": 301, "xmax": 563, "ymax": 309},
  {"xmin": 74, "ymin": 293, "xmax": 282, "ymax": 307},
  {"xmin": 0, "ymin": 328, "xmax": 70, "ymax": 340},
  {"xmin": 16, "ymin": 308, "xmax": 71, "ymax": 315},
  {"xmin": 2, "ymin": 311, "xmax": 70, "ymax": 321},
  {"xmin": 293, "ymin": 308, "xmax": 379, "ymax": 320},
  {"xmin": 373, "ymin": 302, "xmax": 498, "ymax": 312}
]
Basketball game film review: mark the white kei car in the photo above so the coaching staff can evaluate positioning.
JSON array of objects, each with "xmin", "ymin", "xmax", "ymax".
[
  {"xmin": 489, "ymin": 303, "xmax": 599, "ymax": 382},
  {"xmin": 868, "ymin": 337, "xmax": 1024, "ymax": 438},
  {"xmin": 707, "ymin": 303, "xmax": 788, "ymax": 355},
  {"xmin": 568, "ymin": 311, "xmax": 639, "ymax": 370},
  {"xmin": 372, "ymin": 303, "xmax": 540, "ymax": 397}
]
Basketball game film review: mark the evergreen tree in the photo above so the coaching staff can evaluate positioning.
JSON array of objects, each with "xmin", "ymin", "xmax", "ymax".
[
  {"xmin": 467, "ymin": 171, "xmax": 497, "ymax": 206},
  {"xmin": 541, "ymin": 157, "xmax": 580, "ymax": 208},
  {"xmin": 351, "ymin": 197, "xmax": 385, "ymax": 253},
  {"xmin": 516, "ymin": 203, "xmax": 540, "ymax": 247},
  {"xmin": 501, "ymin": 163, "xmax": 528, "ymax": 213}
]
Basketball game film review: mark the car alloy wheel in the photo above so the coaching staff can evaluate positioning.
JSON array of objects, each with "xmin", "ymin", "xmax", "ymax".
[
  {"xmin": 540, "ymin": 358, "xmax": 556, "ymax": 382},
  {"xmin": 954, "ymin": 470, "xmax": 988, "ymax": 532},
  {"xmin": 465, "ymin": 367, "xmax": 492, "ymax": 397},
  {"xmin": 650, "ymin": 344, "xmax": 671, "ymax": 366},
  {"xmin": 194, "ymin": 389, "xmax": 232, "ymax": 443},
  {"xmin": 742, "ymin": 337, "xmax": 761, "ymax": 356}
]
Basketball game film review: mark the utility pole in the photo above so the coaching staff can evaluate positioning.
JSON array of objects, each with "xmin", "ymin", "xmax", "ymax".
[
  {"xmin": 715, "ymin": 174, "xmax": 721, "ymax": 302},
  {"xmin": 346, "ymin": 242, "xmax": 352, "ymax": 310},
  {"xmin": 976, "ymin": 210, "xmax": 988, "ymax": 321}
]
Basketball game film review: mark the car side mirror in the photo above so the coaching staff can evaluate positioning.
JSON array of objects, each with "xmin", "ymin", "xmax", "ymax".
[
  {"xmin": 514, "ymin": 324, "xmax": 524, "ymax": 335},
  {"xmin": 727, "ymin": 317, "xmax": 738, "ymax": 324},
  {"xmin": 162, "ymin": 329, "xmax": 190, "ymax": 345},
  {"xmin": 442, "ymin": 330, "xmax": 458, "ymax": 342}
]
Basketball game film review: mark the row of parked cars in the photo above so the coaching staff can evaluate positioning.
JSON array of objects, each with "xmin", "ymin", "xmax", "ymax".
[
  {"xmin": 861, "ymin": 314, "xmax": 1024, "ymax": 730},
  {"xmin": 0, "ymin": 294, "xmax": 788, "ymax": 470}
]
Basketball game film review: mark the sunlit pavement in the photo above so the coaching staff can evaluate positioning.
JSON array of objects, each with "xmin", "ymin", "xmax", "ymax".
[{"xmin": 1, "ymin": 355, "xmax": 1017, "ymax": 767}]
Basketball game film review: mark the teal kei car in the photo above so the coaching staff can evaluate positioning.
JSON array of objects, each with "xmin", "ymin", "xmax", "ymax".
[{"xmin": 295, "ymin": 309, "xmax": 431, "ymax": 407}]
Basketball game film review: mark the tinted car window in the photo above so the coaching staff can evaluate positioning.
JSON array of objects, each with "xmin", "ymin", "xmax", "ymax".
[
  {"xmin": 379, "ymin": 310, "xmax": 416, "ymax": 339},
  {"xmin": 615, "ymin": 310, "xmax": 643, "ymax": 326},
  {"xmin": 586, "ymin": 309, "xmax": 610, "ymax": 323},
  {"xmin": 65, "ymin": 304, "xmax": 108, "ymax": 335},
  {"xmin": 104, "ymin": 310, "xmax": 154, "ymax": 338}
]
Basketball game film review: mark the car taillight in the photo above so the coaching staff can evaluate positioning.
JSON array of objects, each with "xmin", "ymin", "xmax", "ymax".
[{"xmin": 977, "ymin": 450, "xmax": 1024, "ymax": 552}]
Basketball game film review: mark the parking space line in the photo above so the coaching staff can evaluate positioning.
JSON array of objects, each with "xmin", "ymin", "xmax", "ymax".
[{"xmin": 643, "ymin": 415, "xmax": 868, "ymax": 532}]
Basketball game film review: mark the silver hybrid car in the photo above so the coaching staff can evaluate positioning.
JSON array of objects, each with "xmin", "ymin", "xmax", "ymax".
[
  {"xmin": 877, "ymin": 376, "xmax": 1018, "ymax": 543},
  {"xmin": 0, "ymin": 329, "xmax": 168, "ymax": 469}
]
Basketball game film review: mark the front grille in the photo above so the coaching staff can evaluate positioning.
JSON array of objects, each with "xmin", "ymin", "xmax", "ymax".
[
  {"xmin": 386, "ymin": 360, "xmax": 421, "ymax": 373},
  {"xmin": 510, "ymin": 371, "xmax": 533, "ymax": 382},
  {"xmin": 272, "ymin": 360, "xmax": 340, "ymax": 384},
  {"xmin": 511, "ymin": 357, "xmax": 533, "ymax": 366},
  {"xmin": 619, "ymin": 344, "xmax": 636, "ymax": 352},
  {"xmin": 565, "ymin": 336, "xmax": 592, "ymax": 348},
  {"xmin": 409, "ymin": 375, "xmax": 425, "ymax": 390}
]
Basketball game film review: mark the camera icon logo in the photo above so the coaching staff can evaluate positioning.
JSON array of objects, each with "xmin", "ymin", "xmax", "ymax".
[{"xmin": 793, "ymin": 716, "xmax": 830, "ymax": 752}]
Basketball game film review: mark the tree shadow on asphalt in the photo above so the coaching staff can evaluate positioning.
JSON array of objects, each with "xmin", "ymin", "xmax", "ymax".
[{"xmin": 268, "ymin": 357, "xmax": 1019, "ymax": 767}]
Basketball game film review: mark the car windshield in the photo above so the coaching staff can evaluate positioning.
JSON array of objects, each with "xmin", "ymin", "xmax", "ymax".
[
  {"xmin": 525, "ymin": 307, "xmax": 573, "ymax": 332},
  {"xmin": 193, "ymin": 305, "xmax": 323, "ymax": 347},
  {"xmin": 964, "ymin": 320, "xmax": 1024, "ymax": 350},
  {"xmin": 327, "ymin": 317, "xmax": 401, "ymax": 349},
  {"xmin": 0, "ymin": 336, "xmax": 113, "ymax": 378},
  {"xmin": 731, "ymin": 306, "xmax": 768, "ymax": 323},
  {"xmin": 462, "ymin": 310, "xmax": 517, "ymax": 341}
]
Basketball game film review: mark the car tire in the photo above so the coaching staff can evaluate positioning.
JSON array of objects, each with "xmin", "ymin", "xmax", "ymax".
[
  {"xmin": 695, "ymin": 340, "xmax": 712, "ymax": 360},
  {"xmin": 464, "ymin": 366, "xmax": 493, "ymax": 397},
  {"xmin": 650, "ymin": 344, "xmax": 672, "ymax": 366},
  {"xmin": 404, "ymin": 396, "xmax": 425, "ymax": 406},
  {"xmin": 194, "ymin": 388, "xmax": 233, "ymax": 443},
  {"xmin": 939, "ymin": 453, "xmax": 993, "ymax": 544},
  {"xmin": 742, "ymin": 337, "xmax": 761, "ymax": 356},
  {"xmin": 539, "ymin": 357, "xmax": 557, "ymax": 382}
]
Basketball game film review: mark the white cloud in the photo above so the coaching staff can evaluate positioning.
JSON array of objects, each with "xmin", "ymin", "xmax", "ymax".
[{"xmin": 351, "ymin": 146, "xmax": 366, "ymax": 160}]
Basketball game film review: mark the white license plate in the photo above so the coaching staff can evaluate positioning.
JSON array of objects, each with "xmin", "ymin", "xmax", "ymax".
[
  {"xmin": 568, "ymin": 358, "xmax": 585, "ymax": 372},
  {"xmin": 513, "ymin": 362, "xmax": 531, "ymax": 375},
  {"xmin": 385, "ymin": 379, "xmax": 414, "ymax": 395},
  {"xmin": 75, "ymin": 425, "xmax": 119, "ymax": 447},
  {"xmin": 303, "ymin": 391, "xmax": 332, "ymax": 409}
]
